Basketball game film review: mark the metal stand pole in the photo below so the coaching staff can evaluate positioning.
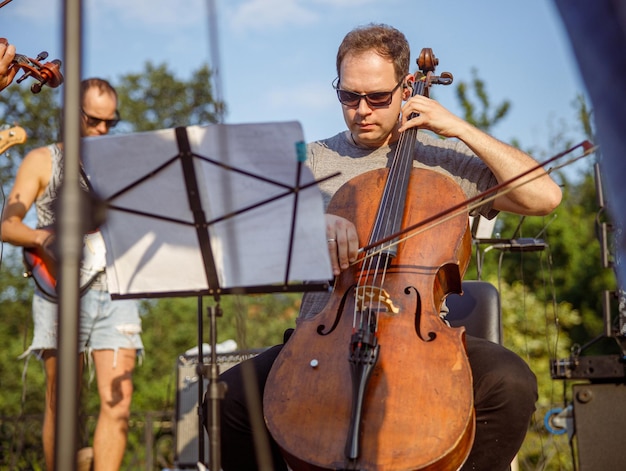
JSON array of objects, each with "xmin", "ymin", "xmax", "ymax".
[{"xmin": 56, "ymin": 1, "xmax": 82, "ymax": 470}]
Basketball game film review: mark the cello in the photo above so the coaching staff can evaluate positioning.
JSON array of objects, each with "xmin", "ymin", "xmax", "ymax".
[{"xmin": 264, "ymin": 49, "xmax": 475, "ymax": 471}]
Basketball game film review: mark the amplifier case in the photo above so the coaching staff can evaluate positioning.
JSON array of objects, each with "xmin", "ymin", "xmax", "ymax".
[
  {"xmin": 174, "ymin": 350, "xmax": 265, "ymax": 468},
  {"xmin": 573, "ymin": 382, "xmax": 626, "ymax": 470}
]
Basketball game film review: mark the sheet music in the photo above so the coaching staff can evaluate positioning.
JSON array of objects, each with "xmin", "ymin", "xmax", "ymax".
[{"xmin": 83, "ymin": 121, "xmax": 332, "ymax": 297}]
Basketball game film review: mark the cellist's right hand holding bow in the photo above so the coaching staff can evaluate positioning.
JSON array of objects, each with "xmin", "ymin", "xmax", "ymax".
[{"xmin": 325, "ymin": 214, "xmax": 359, "ymax": 276}]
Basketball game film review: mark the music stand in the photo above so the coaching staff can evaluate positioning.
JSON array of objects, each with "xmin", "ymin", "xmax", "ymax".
[{"xmin": 82, "ymin": 121, "xmax": 334, "ymax": 469}]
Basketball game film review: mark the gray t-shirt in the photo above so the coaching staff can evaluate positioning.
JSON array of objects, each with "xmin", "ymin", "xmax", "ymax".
[{"xmin": 299, "ymin": 130, "xmax": 498, "ymax": 321}]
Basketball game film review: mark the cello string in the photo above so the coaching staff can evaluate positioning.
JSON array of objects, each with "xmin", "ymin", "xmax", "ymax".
[
  {"xmin": 367, "ymin": 74, "xmax": 424, "ymax": 251},
  {"xmin": 355, "ymin": 78, "xmax": 424, "ymax": 332},
  {"xmin": 381, "ymin": 77, "xmax": 425, "ymax": 251}
]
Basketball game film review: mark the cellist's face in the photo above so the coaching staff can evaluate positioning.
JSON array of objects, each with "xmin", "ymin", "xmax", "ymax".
[{"xmin": 338, "ymin": 50, "xmax": 410, "ymax": 149}]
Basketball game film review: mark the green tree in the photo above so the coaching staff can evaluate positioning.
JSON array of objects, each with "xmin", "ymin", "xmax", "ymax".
[
  {"xmin": 455, "ymin": 68, "xmax": 511, "ymax": 135},
  {"xmin": 115, "ymin": 62, "xmax": 225, "ymax": 132},
  {"xmin": 0, "ymin": 84, "xmax": 62, "ymax": 188}
]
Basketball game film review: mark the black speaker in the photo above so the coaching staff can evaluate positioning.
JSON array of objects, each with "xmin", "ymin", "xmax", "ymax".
[
  {"xmin": 174, "ymin": 349, "xmax": 267, "ymax": 469},
  {"xmin": 573, "ymin": 382, "xmax": 626, "ymax": 470}
]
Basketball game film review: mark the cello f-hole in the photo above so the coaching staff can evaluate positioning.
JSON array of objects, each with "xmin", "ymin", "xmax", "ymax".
[{"xmin": 316, "ymin": 284, "xmax": 356, "ymax": 336}]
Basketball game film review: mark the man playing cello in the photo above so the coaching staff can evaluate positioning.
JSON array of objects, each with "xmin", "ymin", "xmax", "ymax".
[{"xmin": 205, "ymin": 23, "xmax": 561, "ymax": 471}]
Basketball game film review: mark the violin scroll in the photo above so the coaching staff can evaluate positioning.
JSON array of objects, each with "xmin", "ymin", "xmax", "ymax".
[{"xmin": 1, "ymin": 38, "xmax": 64, "ymax": 94}]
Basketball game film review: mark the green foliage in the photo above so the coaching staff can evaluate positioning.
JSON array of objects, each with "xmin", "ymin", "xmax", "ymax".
[
  {"xmin": 0, "ymin": 83, "xmax": 62, "ymax": 146},
  {"xmin": 0, "ymin": 84, "xmax": 62, "ymax": 189},
  {"xmin": 0, "ymin": 250, "xmax": 46, "ymax": 418},
  {"xmin": 115, "ymin": 62, "xmax": 225, "ymax": 132},
  {"xmin": 455, "ymin": 68, "xmax": 510, "ymax": 133},
  {"xmin": 473, "ymin": 154, "xmax": 616, "ymax": 354},
  {"xmin": 495, "ymin": 277, "xmax": 580, "ymax": 470}
]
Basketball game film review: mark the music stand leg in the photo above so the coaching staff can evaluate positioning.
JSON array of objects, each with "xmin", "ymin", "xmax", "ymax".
[
  {"xmin": 201, "ymin": 298, "xmax": 227, "ymax": 470},
  {"xmin": 196, "ymin": 296, "xmax": 206, "ymax": 466}
]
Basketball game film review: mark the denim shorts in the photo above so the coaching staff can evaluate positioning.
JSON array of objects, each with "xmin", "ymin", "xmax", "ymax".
[{"xmin": 27, "ymin": 282, "xmax": 144, "ymax": 355}]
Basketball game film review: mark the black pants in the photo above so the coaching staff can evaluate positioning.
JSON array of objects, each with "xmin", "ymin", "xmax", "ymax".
[{"xmin": 203, "ymin": 332, "xmax": 537, "ymax": 471}]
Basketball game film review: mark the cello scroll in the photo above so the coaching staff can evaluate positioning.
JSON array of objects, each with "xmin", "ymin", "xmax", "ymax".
[
  {"xmin": 1, "ymin": 38, "xmax": 64, "ymax": 94},
  {"xmin": 414, "ymin": 47, "xmax": 453, "ymax": 98}
]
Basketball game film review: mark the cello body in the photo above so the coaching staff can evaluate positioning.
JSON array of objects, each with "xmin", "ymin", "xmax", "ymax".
[{"xmin": 264, "ymin": 166, "xmax": 475, "ymax": 471}]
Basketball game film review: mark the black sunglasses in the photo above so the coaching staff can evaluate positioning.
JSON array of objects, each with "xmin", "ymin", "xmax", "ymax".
[
  {"xmin": 334, "ymin": 78, "xmax": 404, "ymax": 108},
  {"xmin": 81, "ymin": 109, "xmax": 121, "ymax": 128}
]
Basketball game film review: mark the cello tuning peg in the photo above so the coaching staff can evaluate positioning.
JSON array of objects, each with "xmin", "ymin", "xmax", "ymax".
[{"xmin": 36, "ymin": 51, "xmax": 49, "ymax": 61}]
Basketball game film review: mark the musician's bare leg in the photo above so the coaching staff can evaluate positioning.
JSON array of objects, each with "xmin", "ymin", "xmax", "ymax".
[
  {"xmin": 42, "ymin": 351, "xmax": 56, "ymax": 471},
  {"xmin": 41, "ymin": 350, "xmax": 85, "ymax": 471},
  {"xmin": 91, "ymin": 348, "xmax": 136, "ymax": 471}
]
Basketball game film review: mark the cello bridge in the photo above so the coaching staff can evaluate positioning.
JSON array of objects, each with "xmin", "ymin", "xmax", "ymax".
[{"xmin": 355, "ymin": 286, "xmax": 400, "ymax": 314}]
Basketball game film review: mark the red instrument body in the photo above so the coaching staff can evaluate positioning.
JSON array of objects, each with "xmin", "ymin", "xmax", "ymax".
[
  {"xmin": 264, "ymin": 48, "xmax": 475, "ymax": 471},
  {"xmin": 23, "ymin": 230, "xmax": 107, "ymax": 301}
]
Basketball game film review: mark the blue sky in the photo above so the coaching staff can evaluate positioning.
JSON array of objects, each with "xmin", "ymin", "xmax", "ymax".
[{"xmin": 3, "ymin": 0, "xmax": 585, "ymax": 158}]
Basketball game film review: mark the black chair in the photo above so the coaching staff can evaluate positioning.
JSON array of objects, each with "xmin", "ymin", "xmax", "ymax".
[
  {"xmin": 446, "ymin": 280, "xmax": 518, "ymax": 470},
  {"xmin": 445, "ymin": 280, "xmax": 502, "ymax": 344}
]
